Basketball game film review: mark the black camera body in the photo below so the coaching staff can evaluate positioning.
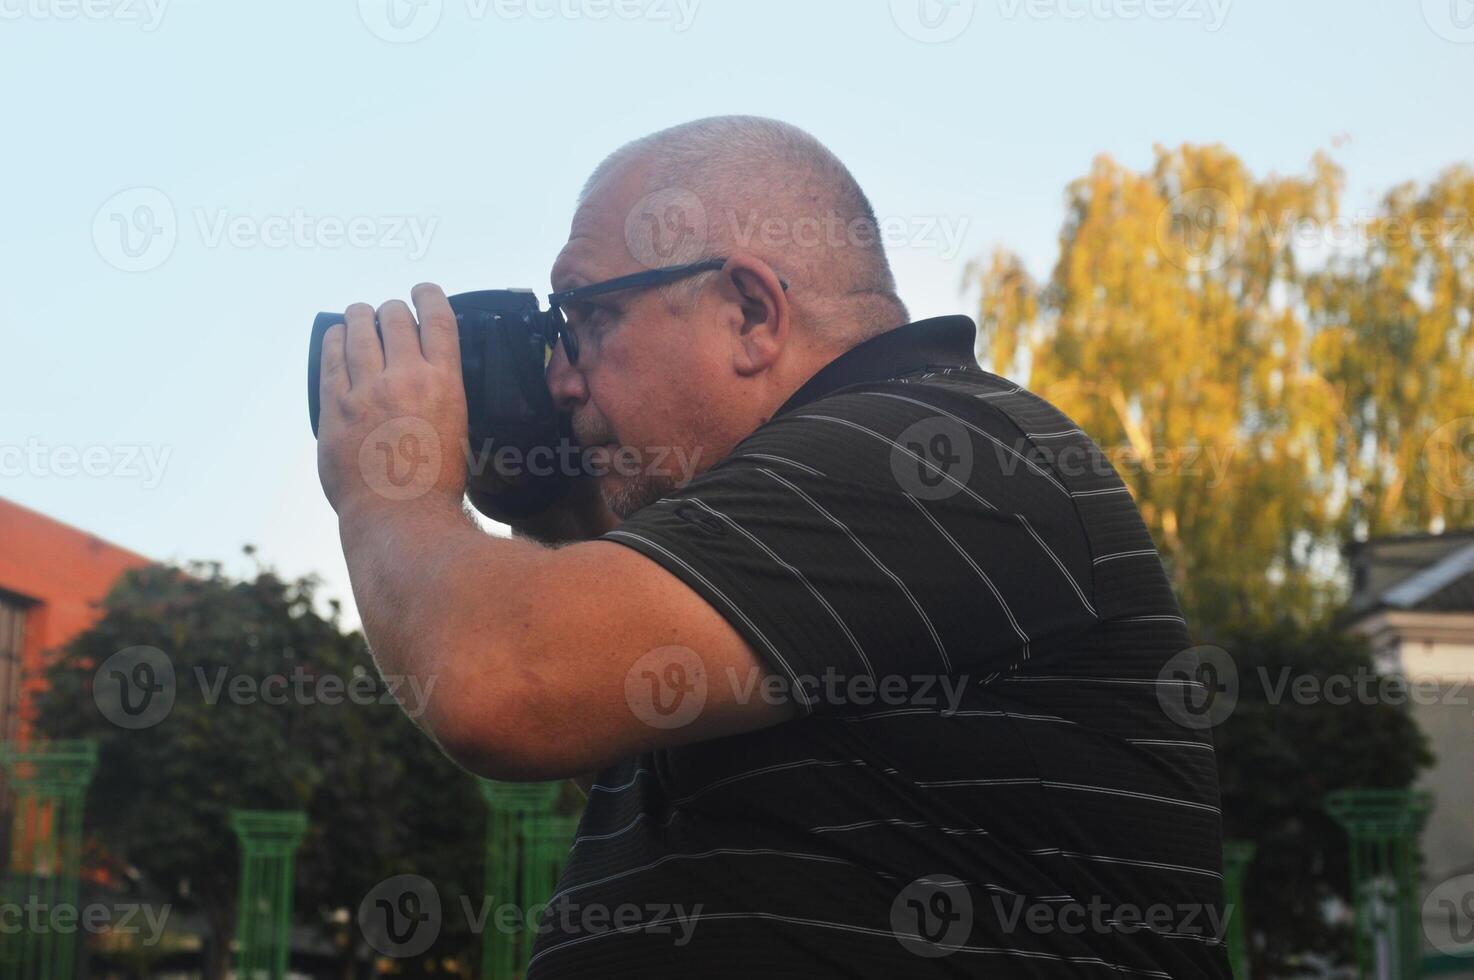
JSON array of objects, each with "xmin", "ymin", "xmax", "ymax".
[{"xmin": 307, "ymin": 289, "xmax": 576, "ymax": 518}]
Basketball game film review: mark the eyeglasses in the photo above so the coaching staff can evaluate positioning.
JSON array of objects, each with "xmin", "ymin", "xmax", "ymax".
[{"xmin": 545, "ymin": 257, "xmax": 789, "ymax": 365}]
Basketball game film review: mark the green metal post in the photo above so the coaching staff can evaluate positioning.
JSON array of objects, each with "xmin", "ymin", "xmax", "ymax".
[
  {"xmin": 1327, "ymin": 789, "xmax": 1434, "ymax": 980},
  {"xmin": 1222, "ymin": 840, "xmax": 1256, "ymax": 978},
  {"xmin": 0, "ymin": 740, "xmax": 97, "ymax": 980},
  {"xmin": 229, "ymin": 810, "xmax": 307, "ymax": 980},
  {"xmin": 478, "ymin": 781, "xmax": 569, "ymax": 980}
]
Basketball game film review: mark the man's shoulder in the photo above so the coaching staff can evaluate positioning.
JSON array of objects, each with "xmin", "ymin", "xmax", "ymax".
[{"xmin": 732, "ymin": 365, "xmax": 1114, "ymax": 500}]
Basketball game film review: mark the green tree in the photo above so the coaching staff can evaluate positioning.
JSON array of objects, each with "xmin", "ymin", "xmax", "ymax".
[
  {"xmin": 36, "ymin": 558, "xmax": 489, "ymax": 979},
  {"xmin": 1211, "ymin": 620, "xmax": 1432, "ymax": 976}
]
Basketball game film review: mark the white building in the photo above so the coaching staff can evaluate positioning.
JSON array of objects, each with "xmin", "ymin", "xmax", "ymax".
[{"xmin": 1346, "ymin": 531, "xmax": 1474, "ymax": 975}]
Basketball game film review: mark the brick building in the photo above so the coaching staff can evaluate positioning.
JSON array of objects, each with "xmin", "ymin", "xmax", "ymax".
[{"xmin": 0, "ymin": 496, "xmax": 151, "ymax": 750}]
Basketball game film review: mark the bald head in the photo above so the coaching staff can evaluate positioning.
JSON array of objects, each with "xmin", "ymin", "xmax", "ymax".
[{"xmin": 582, "ymin": 115, "xmax": 909, "ymax": 348}]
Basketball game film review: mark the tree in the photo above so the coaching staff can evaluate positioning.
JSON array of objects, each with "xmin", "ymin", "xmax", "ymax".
[
  {"xmin": 970, "ymin": 146, "xmax": 1474, "ymax": 628},
  {"xmin": 37, "ymin": 558, "xmax": 491, "ymax": 979},
  {"xmin": 968, "ymin": 145, "xmax": 1459, "ymax": 974},
  {"xmin": 1211, "ymin": 620, "xmax": 1432, "ymax": 976},
  {"xmin": 1306, "ymin": 165, "xmax": 1474, "ymax": 538}
]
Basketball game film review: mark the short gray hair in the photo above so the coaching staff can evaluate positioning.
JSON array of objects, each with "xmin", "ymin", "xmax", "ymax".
[{"xmin": 581, "ymin": 116, "xmax": 908, "ymax": 346}]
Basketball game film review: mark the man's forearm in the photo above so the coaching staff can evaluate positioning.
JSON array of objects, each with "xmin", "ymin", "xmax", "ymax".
[{"xmin": 336, "ymin": 497, "xmax": 547, "ymax": 743}]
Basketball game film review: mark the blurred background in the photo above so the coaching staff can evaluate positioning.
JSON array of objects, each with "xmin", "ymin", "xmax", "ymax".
[{"xmin": 1, "ymin": 0, "xmax": 1472, "ymax": 976}]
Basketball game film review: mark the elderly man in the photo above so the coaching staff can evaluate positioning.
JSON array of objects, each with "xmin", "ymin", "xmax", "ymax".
[{"xmin": 315, "ymin": 116, "xmax": 1230, "ymax": 978}]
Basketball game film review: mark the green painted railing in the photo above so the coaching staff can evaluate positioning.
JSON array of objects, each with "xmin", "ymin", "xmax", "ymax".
[
  {"xmin": 1222, "ymin": 839, "xmax": 1257, "ymax": 978},
  {"xmin": 0, "ymin": 740, "xmax": 97, "ymax": 980},
  {"xmin": 230, "ymin": 810, "xmax": 307, "ymax": 980},
  {"xmin": 1327, "ymin": 789, "xmax": 1434, "ymax": 980},
  {"xmin": 479, "ymin": 782, "xmax": 577, "ymax": 980}
]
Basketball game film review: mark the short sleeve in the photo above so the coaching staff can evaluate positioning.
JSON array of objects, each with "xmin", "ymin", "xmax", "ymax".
[{"xmin": 601, "ymin": 383, "xmax": 1102, "ymax": 715}]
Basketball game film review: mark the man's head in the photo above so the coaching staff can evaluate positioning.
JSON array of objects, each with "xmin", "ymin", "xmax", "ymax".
[{"xmin": 548, "ymin": 115, "xmax": 908, "ymax": 517}]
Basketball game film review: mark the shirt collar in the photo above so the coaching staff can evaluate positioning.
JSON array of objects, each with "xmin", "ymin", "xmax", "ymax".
[{"xmin": 774, "ymin": 315, "xmax": 979, "ymax": 418}]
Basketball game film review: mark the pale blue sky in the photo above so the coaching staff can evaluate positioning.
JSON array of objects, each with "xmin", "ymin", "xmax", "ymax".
[{"xmin": 3, "ymin": 0, "xmax": 1470, "ymax": 617}]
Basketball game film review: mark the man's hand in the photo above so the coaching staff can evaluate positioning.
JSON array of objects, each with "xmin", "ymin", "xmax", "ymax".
[
  {"xmin": 315, "ymin": 282, "xmax": 795, "ymax": 784},
  {"xmin": 316, "ymin": 283, "xmax": 468, "ymax": 519}
]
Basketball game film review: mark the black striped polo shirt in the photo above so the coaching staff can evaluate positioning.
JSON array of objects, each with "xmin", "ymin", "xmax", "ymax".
[{"xmin": 527, "ymin": 316, "xmax": 1231, "ymax": 979}]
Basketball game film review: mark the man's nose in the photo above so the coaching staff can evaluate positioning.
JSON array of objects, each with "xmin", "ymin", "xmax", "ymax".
[{"xmin": 545, "ymin": 341, "xmax": 589, "ymax": 412}]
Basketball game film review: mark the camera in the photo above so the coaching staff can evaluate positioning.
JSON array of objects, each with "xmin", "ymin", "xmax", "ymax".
[{"xmin": 307, "ymin": 289, "xmax": 577, "ymax": 518}]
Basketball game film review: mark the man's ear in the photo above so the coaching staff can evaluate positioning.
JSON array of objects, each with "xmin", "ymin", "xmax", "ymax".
[{"xmin": 719, "ymin": 251, "xmax": 790, "ymax": 378}]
